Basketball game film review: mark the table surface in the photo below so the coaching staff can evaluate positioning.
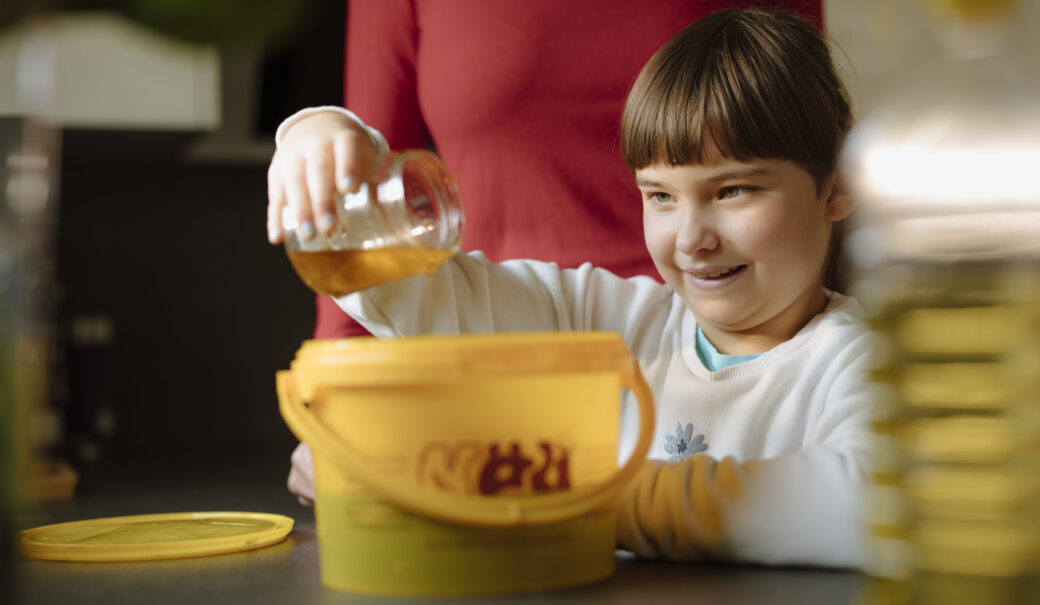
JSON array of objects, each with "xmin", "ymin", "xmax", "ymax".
[{"xmin": 11, "ymin": 453, "xmax": 865, "ymax": 605}]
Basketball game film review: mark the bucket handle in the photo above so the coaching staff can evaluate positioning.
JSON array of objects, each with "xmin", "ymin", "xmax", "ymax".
[{"xmin": 277, "ymin": 362, "xmax": 655, "ymax": 528}]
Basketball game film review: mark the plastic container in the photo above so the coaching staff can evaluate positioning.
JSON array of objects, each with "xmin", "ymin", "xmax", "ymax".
[
  {"xmin": 282, "ymin": 149, "xmax": 465, "ymax": 296},
  {"xmin": 844, "ymin": 1, "xmax": 1040, "ymax": 602},
  {"xmin": 277, "ymin": 331, "xmax": 655, "ymax": 596}
]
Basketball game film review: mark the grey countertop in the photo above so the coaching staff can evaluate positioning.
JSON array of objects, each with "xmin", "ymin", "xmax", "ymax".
[{"xmin": 11, "ymin": 453, "xmax": 864, "ymax": 605}]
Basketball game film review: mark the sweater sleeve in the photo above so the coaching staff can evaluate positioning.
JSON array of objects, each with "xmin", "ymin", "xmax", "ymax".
[
  {"xmin": 615, "ymin": 342, "xmax": 874, "ymax": 568},
  {"xmin": 336, "ymin": 250, "xmax": 669, "ymax": 338},
  {"xmin": 274, "ymin": 105, "xmax": 389, "ymax": 154}
]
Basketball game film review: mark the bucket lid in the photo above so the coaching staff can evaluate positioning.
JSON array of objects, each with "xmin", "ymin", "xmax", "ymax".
[
  {"xmin": 288, "ymin": 331, "xmax": 636, "ymax": 394},
  {"xmin": 18, "ymin": 511, "xmax": 294, "ymax": 562}
]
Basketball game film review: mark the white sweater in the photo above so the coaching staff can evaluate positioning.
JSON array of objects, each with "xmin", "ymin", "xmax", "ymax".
[{"xmin": 338, "ymin": 251, "xmax": 873, "ymax": 568}]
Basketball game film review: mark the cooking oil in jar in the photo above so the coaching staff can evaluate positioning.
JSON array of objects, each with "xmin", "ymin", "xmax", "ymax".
[{"xmin": 286, "ymin": 246, "xmax": 455, "ymax": 297}]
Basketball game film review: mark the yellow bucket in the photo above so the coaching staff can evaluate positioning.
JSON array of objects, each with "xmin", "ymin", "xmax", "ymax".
[{"xmin": 277, "ymin": 331, "xmax": 654, "ymax": 596}]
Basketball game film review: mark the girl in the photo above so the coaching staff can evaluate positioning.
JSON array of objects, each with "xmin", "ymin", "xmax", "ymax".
[{"xmin": 269, "ymin": 7, "xmax": 870, "ymax": 568}]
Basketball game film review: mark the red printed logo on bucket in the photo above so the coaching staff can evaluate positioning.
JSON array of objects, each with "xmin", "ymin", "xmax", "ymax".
[{"xmin": 417, "ymin": 440, "xmax": 570, "ymax": 495}]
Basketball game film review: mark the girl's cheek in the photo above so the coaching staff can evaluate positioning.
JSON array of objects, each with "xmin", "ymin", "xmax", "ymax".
[{"xmin": 643, "ymin": 214, "xmax": 672, "ymax": 244}]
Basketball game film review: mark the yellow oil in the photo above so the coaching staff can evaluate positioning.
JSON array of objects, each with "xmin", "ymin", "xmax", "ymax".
[
  {"xmin": 287, "ymin": 246, "xmax": 454, "ymax": 297},
  {"xmin": 862, "ymin": 263, "xmax": 1040, "ymax": 605}
]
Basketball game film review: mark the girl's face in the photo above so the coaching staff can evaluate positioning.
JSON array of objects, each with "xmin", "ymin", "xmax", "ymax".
[{"xmin": 636, "ymin": 145, "xmax": 850, "ymax": 354}]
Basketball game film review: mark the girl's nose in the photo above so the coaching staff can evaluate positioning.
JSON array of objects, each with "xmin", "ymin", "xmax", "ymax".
[{"xmin": 675, "ymin": 204, "xmax": 720, "ymax": 254}]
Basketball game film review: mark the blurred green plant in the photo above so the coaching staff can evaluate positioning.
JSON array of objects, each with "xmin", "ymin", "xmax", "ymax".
[{"xmin": 1, "ymin": 0, "xmax": 316, "ymax": 47}]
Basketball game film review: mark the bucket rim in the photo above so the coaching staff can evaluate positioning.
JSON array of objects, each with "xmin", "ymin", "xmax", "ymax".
[{"xmin": 289, "ymin": 331, "xmax": 637, "ymax": 387}]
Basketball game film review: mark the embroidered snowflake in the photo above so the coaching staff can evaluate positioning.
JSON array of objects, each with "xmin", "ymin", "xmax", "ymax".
[{"xmin": 664, "ymin": 422, "xmax": 707, "ymax": 462}]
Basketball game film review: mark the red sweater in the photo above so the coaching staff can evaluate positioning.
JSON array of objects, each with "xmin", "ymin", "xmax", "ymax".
[{"xmin": 316, "ymin": 0, "xmax": 823, "ymax": 338}]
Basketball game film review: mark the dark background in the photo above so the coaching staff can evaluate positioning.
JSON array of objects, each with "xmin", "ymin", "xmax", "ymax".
[{"xmin": 43, "ymin": 0, "xmax": 346, "ymax": 471}]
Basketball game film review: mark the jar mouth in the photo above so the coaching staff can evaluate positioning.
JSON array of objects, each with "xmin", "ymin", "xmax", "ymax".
[
  {"xmin": 386, "ymin": 150, "xmax": 465, "ymax": 250},
  {"xmin": 279, "ymin": 150, "xmax": 464, "ymax": 255}
]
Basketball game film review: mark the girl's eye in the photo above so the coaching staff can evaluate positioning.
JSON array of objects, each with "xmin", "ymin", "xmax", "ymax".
[
  {"xmin": 718, "ymin": 186, "xmax": 752, "ymax": 200},
  {"xmin": 646, "ymin": 191, "xmax": 674, "ymax": 204}
]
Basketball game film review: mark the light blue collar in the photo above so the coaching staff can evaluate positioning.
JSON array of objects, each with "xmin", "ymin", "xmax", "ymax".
[{"xmin": 695, "ymin": 325, "xmax": 763, "ymax": 371}]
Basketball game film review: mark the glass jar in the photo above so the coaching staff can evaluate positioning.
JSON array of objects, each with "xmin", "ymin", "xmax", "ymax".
[{"xmin": 282, "ymin": 149, "xmax": 465, "ymax": 297}]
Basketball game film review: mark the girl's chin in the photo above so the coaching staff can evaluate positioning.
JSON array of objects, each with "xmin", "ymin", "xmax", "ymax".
[{"xmin": 687, "ymin": 308, "xmax": 747, "ymax": 333}]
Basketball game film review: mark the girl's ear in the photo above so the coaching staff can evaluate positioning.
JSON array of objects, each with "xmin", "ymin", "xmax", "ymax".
[{"xmin": 823, "ymin": 172, "xmax": 855, "ymax": 222}]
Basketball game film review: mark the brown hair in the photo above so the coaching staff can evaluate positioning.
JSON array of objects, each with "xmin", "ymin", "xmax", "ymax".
[
  {"xmin": 620, "ymin": 7, "xmax": 854, "ymax": 289},
  {"xmin": 620, "ymin": 7, "xmax": 852, "ymax": 186}
]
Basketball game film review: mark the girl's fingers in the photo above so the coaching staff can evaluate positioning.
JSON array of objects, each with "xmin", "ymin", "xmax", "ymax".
[
  {"xmin": 267, "ymin": 162, "xmax": 286, "ymax": 244},
  {"xmin": 304, "ymin": 139, "xmax": 338, "ymax": 235},
  {"xmin": 282, "ymin": 151, "xmax": 315, "ymax": 241},
  {"xmin": 336, "ymin": 129, "xmax": 377, "ymax": 195},
  {"xmin": 333, "ymin": 131, "xmax": 353, "ymax": 193},
  {"xmin": 287, "ymin": 443, "xmax": 315, "ymax": 507}
]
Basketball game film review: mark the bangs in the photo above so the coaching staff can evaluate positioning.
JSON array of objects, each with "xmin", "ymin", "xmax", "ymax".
[{"xmin": 622, "ymin": 57, "xmax": 785, "ymax": 169}]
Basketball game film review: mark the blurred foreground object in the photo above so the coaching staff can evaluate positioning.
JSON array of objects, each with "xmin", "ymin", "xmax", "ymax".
[
  {"xmin": 844, "ymin": 0, "xmax": 1040, "ymax": 603},
  {"xmin": 0, "ymin": 122, "xmax": 17, "ymax": 605},
  {"xmin": 6, "ymin": 18, "xmax": 66, "ymax": 484},
  {"xmin": 1, "ymin": 11, "xmax": 65, "ymax": 600}
]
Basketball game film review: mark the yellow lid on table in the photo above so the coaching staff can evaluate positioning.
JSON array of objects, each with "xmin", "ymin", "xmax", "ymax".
[{"xmin": 18, "ymin": 511, "xmax": 294, "ymax": 562}]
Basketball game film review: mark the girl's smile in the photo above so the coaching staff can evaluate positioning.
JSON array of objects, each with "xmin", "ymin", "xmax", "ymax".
[{"xmin": 686, "ymin": 264, "xmax": 747, "ymax": 289}]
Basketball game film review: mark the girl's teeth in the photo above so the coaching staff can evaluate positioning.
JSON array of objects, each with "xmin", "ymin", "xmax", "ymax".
[{"xmin": 702, "ymin": 267, "xmax": 734, "ymax": 278}]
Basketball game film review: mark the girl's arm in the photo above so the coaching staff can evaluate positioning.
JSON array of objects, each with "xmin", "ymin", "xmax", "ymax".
[
  {"xmin": 337, "ymin": 251, "xmax": 672, "ymax": 339},
  {"xmin": 615, "ymin": 348, "xmax": 873, "ymax": 568}
]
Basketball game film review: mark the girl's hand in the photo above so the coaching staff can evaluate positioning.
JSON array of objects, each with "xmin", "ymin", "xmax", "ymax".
[
  {"xmin": 287, "ymin": 442, "xmax": 315, "ymax": 507},
  {"xmin": 267, "ymin": 111, "xmax": 380, "ymax": 245}
]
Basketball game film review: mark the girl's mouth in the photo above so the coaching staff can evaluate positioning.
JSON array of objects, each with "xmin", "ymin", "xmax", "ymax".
[{"xmin": 691, "ymin": 265, "xmax": 746, "ymax": 280}]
